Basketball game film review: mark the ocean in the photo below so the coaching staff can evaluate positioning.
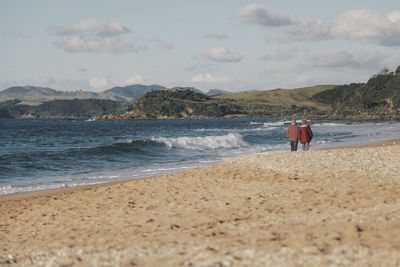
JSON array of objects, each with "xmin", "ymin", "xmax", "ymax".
[{"xmin": 1, "ymin": 118, "xmax": 399, "ymax": 195}]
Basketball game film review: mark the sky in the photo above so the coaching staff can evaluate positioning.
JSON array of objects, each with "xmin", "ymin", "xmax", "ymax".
[{"xmin": 1, "ymin": 0, "xmax": 400, "ymax": 92}]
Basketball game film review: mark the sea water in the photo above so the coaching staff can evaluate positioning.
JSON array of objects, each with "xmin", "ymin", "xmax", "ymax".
[{"xmin": 1, "ymin": 118, "xmax": 399, "ymax": 195}]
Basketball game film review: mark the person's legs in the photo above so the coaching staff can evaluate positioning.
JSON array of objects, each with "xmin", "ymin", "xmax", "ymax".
[
  {"xmin": 304, "ymin": 143, "xmax": 310, "ymax": 151},
  {"xmin": 290, "ymin": 141, "xmax": 295, "ymax": 151},
  {"xmin": 294, "ymin": 140, "xmax": 298, "ymax": 151}
]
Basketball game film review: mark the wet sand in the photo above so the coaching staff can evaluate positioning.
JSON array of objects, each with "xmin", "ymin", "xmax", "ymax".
[{"xmin": 1, "ymin": 140, "xmax": 400, "ymax": 266}]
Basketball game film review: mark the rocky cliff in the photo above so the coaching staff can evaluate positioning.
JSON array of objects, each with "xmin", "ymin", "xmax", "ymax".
[{"xmin": 104, "ymin": 88, "xmax": 244, "ymax": 119}]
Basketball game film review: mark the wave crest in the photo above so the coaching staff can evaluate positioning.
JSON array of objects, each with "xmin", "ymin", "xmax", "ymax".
[
  {"xmin": 154, "ymin": 133, "xmax": 247, "ymax": 150},
  {"xmin": 263, "ymin": 120, "xmax": 291, "ymax": 127}
]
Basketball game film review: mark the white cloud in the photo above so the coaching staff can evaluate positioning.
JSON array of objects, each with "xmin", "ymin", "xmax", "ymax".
[
  {"xmin": 203, "ymin": 33, "xmax": 229, "ymax": 39},
  {"xmin": 203, "ymin": 48, "xmax": 243, "ymax": 62},
  {"xmin": 238, "ymin": 4, "xmax": 293, "ymax": 27},
  {"xmin": 388, "ymin": 11, "xmax": 400, "ymax": 22},
  {"xmin": 89, "ymin": 78, "xmax": 110, "ymax": 89},
  {"xmin": 278, "ymin": 20, "xmax": 333, "ymax": 42},
  {"xmin": 239, "ymin": 4, "xmax": 400, "ymax": 46},
  {"xmin": 310, "ymin": 49, "xmax": 388, "ymax": 68},
  {"xmin": 123, "ymin": 75, "xmax": 146, "ymax": 85},
  {"xmin": 331, "ymin": 10, "xmax": 400, "ymax": 46},
  {"xmin": 54, "ymin": 35, "xmax": 147, "ymax": 54},
  {"xmin": 50, "ymin": 19, "xmax": 173, "ymax": 54},
  {"xmin": 49, "ymin": 18, "xmax": 150, "ymax": 54},
  {"xmin": 191, "ymin": 73, "xmax": 230, "ymax": 83},
  {"xmin": 49, "ymin": 18, "xmax": 129, "ymax": 36}
]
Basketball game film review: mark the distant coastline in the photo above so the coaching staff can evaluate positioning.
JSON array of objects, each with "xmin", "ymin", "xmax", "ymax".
[{"xmin": 1, "ymin": 66, "xmax": 400, "ymax": 121}]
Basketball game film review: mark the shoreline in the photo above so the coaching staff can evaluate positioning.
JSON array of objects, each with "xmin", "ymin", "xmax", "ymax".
[
  {"xmin": 1, "ymin": 137, "xmax": 399, "ymax": 202},
  {"xmin": 2, "ymin": 138, "xmax": 400, "ymax": 266},
  {"xmin": 0, "ymin": 137, "xmax": 397, "ymax": 201}
]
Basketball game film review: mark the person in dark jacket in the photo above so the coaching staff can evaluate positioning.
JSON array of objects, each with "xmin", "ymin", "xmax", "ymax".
[
  {"xmin": 286, "ymin": 120, "xmax": 299, "ymax": 151},
  {"xmin": 299, "ymin": 119, "xmax": 313, "ymax": 151}
]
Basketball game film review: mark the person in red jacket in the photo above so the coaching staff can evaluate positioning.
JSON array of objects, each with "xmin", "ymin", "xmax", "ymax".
[
  {"xmin": 299, "ymin": 119, "xmax": 313, "ymax": 151},
  {"xmin": 286, "ymin": 120, "xmax": 299, "ymax": 151}
]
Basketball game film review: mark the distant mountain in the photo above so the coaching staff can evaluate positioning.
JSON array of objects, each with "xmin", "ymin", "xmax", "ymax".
[
  {"xmin": 0, "ymin": 86, "xmax": 98, "ymax": 102},
  {"xmin": 169, "ymin": 87, "xmax": 204, "ymax": 94},
  {"xmin": 100, "ymin": 84, "xmax": 166, "ymax": 101},
  {"xmin": 58, "ymin": 90, "xmax": 98, "ymax": 99},
  {"xmin": 0, "ymin": 84, "xmax": 166, "ymax": 103},
  {"xmin": 206, "ymin": 89, "xmax": 231, "ymax": 96},
  {"xmin": 0, "ymin": 86, "xmax": 62, "ymax": 101}
]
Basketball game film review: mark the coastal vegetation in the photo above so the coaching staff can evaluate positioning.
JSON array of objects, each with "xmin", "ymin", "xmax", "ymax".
[
  {"xmin": 1, "ymin": 66, "xmax": 399, "ymax": 120},
  {"xmin": 313, "ymin": 67, "xmax": 400, "ymax": 119}
]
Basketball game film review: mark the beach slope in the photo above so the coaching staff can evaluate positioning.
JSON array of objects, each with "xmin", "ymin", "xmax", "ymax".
[{"xmin": 1, "ymin": 143, "xmax": 400, "ymax": 266}]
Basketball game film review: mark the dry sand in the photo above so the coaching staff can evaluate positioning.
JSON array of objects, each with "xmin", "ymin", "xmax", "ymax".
[{"xmin": 1, "ymin": 141, "xmax": 400, "ymax": 266}]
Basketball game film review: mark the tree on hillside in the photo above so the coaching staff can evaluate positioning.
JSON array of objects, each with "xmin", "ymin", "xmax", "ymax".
[
  {"xmin": 378, "ymin": 67, "xmax": 390, "ymax": 75},
  {"xmin": 396, "ymin": 65, "xmax": 400, "ymax": 75}
]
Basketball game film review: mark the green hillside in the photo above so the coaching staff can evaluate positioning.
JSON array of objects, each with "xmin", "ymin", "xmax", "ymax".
[
  {"xmin": 213, "ymin": 85, "xmax": 335, "ymax": 114},
  {"xmin": 313, "ymin": 68, "xmax": 400, "ymax": 119},
  {"xmin": 214, "ymin": 85, "xmax": 334, "ymax": 104}
]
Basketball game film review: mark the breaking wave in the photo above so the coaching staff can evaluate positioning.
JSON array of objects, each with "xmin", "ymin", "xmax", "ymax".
[
  {"xmin": 153, "ymin": 133, "xmax": 248, "ymax": 150},
  {"xmin": 263, "ymin": 120, "xmax": 291, "ymax": 127}
]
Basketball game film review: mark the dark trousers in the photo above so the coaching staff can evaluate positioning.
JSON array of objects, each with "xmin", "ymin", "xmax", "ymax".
[{"xmin": 290, "ymin": 141, "xmax": 298, "ymax": 151}]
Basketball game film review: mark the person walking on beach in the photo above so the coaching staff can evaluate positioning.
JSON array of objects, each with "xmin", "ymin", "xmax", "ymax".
[
  {"xmin": 299, "ymin": 119, "xmax": 313, "ymax": 151},
  {"xmin": 286, "ymin": 120, "xmax": 299, "ymax": 151}
]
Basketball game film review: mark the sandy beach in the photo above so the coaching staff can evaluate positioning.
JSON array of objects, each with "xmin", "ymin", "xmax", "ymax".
[{"xmin": 1, "ymin": 141, "xmax": 400, "ymax": 266}]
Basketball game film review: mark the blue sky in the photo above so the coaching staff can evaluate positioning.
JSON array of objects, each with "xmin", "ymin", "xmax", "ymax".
[{"xmin": 1, "ymin": 0, "xmax": 400, "ymax": 92}]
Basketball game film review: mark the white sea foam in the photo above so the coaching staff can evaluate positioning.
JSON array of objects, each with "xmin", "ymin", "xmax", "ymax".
[
  {"xmin": 263, "ymin": 121, "xmax": 346, "ymax": 128},
  {"xmin": 263, "ymin": 120, "xmax": 291, "ymax": 127},
  {"xmin": 0, "ymin": 183, "xmax": 68, "ymax": 195},
  {"xmin": 154, "ymin": 133, "xmax": 248, "ymax": 150},
  {"xmin": 259, "ymin": 126, "xmax": 279, "ymax": 131},
  {"xmin": 194, "ymin": 127, "xmax": 276, "ymax": 133},
  {"xmin": 0, "ymin": 181, "xmax": 110, "ymax": 196},
  {"xmin": 312, "ymin": 122, "xmax": 347, "ymax": 127},
  {"xmin": 141, "ymin": 166, "xmax": 193, "ymax": 173}
]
